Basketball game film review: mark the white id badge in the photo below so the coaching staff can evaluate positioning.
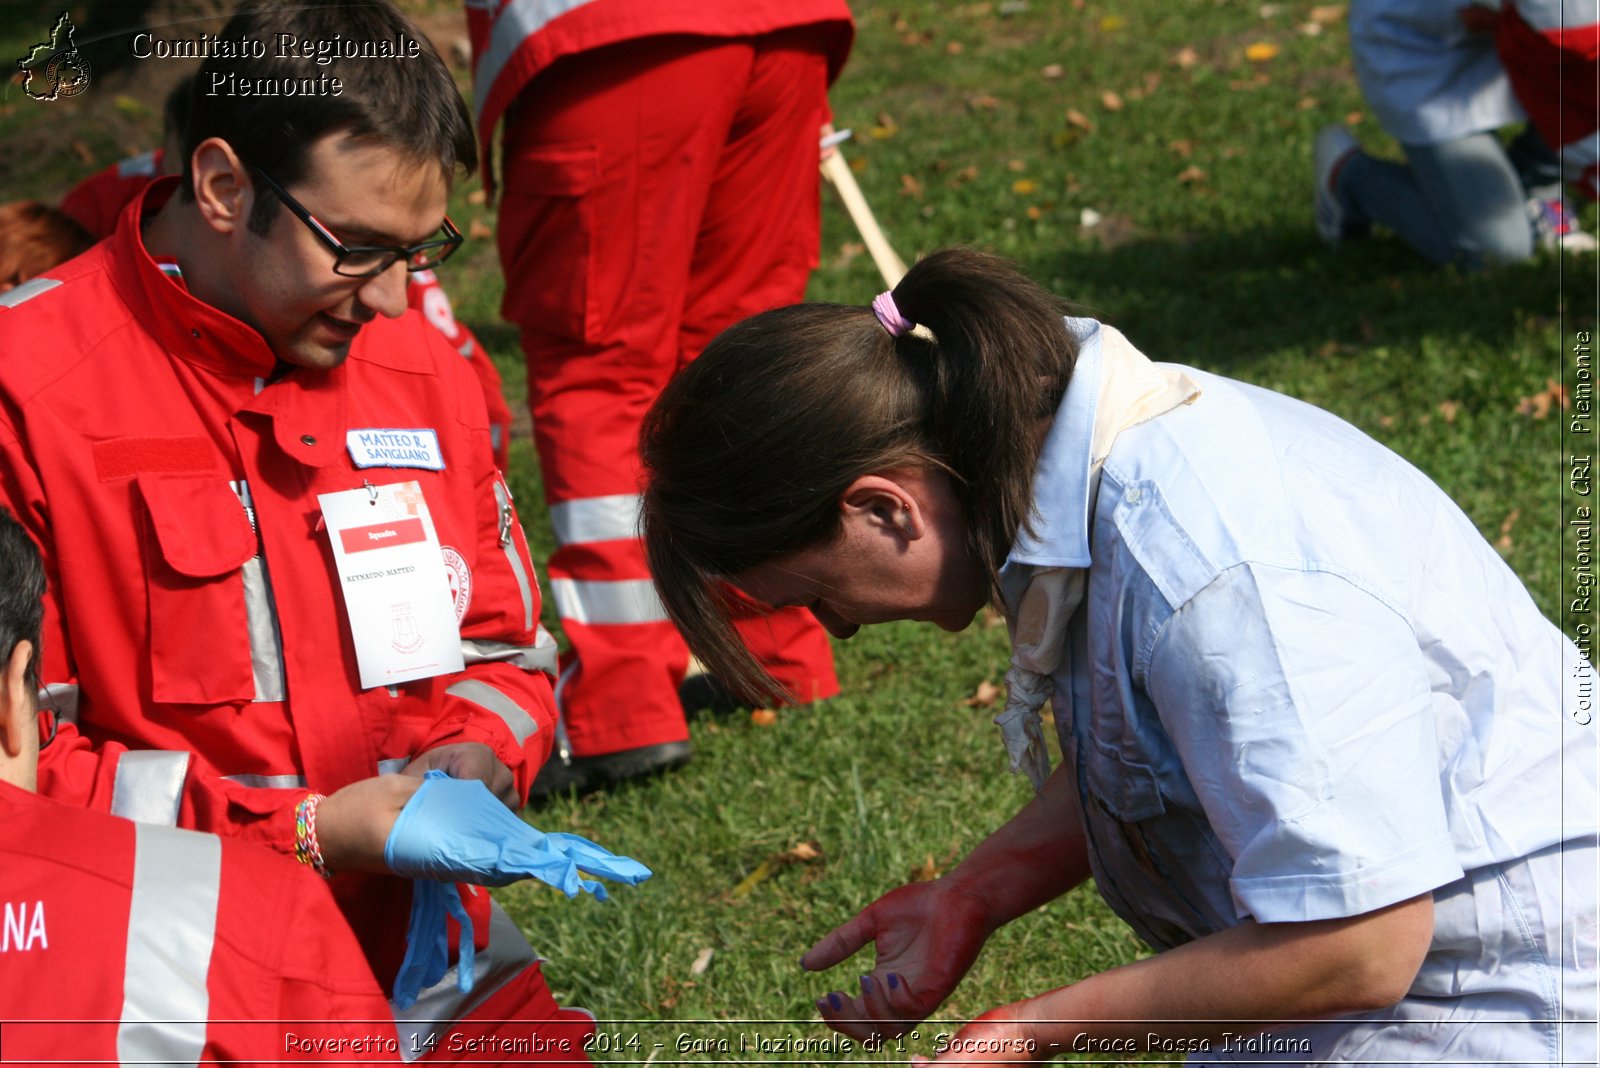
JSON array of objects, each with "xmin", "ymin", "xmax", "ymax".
[{"xmin": 319, "ymin": 481, "xmax": 465, "ymax": 689}]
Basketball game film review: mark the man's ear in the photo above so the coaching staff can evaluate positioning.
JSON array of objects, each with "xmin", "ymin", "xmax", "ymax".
[
  {"xmin": 191, "ymin": 137, "xmax": 251, "ymax": 236},
  {"xmin": 0, "ymin": 640, "xmax": 34, "ymax": 761},
  {"xmin": 839, "ymin": 474, "xmax": 924, "ymax": 540}
]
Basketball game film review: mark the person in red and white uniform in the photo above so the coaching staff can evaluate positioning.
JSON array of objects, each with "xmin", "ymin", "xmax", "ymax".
[
  {"xmin": 466, "ymin": 0, "xmax": 853, "ymax": 793},
  {"xmin": 0, "ymin": 505, "xmax": 407, "ymax": 1063},
  {"xmin": 0, "ymin": 1, "xmax": 592, "ymax": 1053},
  {"xmin": 59, "ymin": 78, "xmax": 515, "ymax": 472},
  {"xmin": 1498, "ymin": 0, "xmax": 1600, "ymax": 202}
]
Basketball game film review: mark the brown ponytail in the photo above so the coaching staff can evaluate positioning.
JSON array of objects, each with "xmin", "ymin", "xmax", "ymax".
[{"xmin": 640, "ymin": 248, "xmax": 1078, "ymax": 702}]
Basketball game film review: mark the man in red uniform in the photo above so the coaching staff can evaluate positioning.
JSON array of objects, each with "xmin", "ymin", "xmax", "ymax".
[
  {"xmin": 0, "ymin": 0, "xmax": 587, "ymax": 1050},
  {"xmin": 467, "ymin": 0, "xmax": 854, "ymax": 793},
  {"xmin": 0, "ymin": 505, "xmax": 406, "ymax": 1063},
  {"xmin": 60, "ymin": 78, "xmax": 515, "ymax": 472}
]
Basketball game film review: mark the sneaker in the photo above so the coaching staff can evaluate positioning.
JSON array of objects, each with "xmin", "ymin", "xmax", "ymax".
[
  {"xmin": 528, "ymin": 740, "xmax": 695, "ymax": 803},
  {"xmin": 1529, "ymin": 195, "xmax": 1599, "ymax": 253},
  {"xmin": 1314, "ymin": 125, "xmax": 1365, "ymax": 247}
]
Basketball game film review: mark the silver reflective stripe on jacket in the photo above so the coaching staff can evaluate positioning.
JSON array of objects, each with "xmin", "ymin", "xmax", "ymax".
[
  {"xmin": 224, "ymin": 757, "xmax": 412, "ymax": 790},
  {"xmin": 118, "ymin": 824, "xmax": 221, "ymax": 1066},
  {"xmin": 0, "ymin": 277, "xmax": 61, "ymax": 308},
  {"xmin": 493, "ymin": 480, "xmax": 536, "ymax": 631},
  {"xmin": 472, "ymin": 0, "xmax": 602, "ymax": 124},
  {"xmin": 460, "ymin": 626, "xmax": 559, "ymax": 675},
  {"xmin": 445, "ymin": 679, "xmax": 538, "ymax": 746},
  {"xmin": 394, "ymin": 901, "xmax": 541, "ymax": 1062},
  {"xmin": 549, "ymin": 493, "xmax": 641, "ymax": 546},
  {"xmin": 549, "ymin": 577, "xmax": 669, "ymax": 626},
  {"xmin": 233, "ymin": 480, "xmax": 287, "ymax": 703},
  {"xmin": 111, "ymin": 751, "xmax": 190, "ymax": 826}
]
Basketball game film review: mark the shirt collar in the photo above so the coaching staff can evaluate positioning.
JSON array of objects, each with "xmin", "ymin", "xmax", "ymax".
[
  {"xmin": 105, "ymin": 175, "xmax": 280, "ymax": 380},
  {"xmin": 1004, "ymin": 316, "xmax": 1104, "ymax": 570}
]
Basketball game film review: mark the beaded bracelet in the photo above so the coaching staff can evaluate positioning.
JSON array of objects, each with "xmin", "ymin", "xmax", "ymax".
[{"xmin": 294, "ymin": 792, "xmax": 331, "ymax": 879}]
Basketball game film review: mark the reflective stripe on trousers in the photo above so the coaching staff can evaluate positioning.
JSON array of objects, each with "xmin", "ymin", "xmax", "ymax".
[{"xmin": 118, "ymin": 823, "xmax": 222, "ymax": 1065}]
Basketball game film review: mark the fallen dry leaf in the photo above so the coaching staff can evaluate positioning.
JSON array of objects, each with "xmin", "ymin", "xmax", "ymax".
[
  {"xmin": 1496, "ymin": 509, "xmax": 1521, "ymax": 553},
  {"xmin": 468, "ymin": 218, "xmax": 493, "ymax": 239},
  {"xmin": 1026, "ymin": 205, "xmax": 1044, "ymax": 220},
  {"xmin": 1168, "ymin": 138, "xmax": 1194, "ymax": 157},
  {"xmin": 1437, "ymin": 400, "xmax": 1460, "ymax": 423},
  {"xmin": 1299, "ymin": 21, "xmax": 1324, "ymax": 35},
  {"xmin": 1345, "ymin": 110, "xmax": 1365, "ymax": 126},
  {"xmin": 1098, "ymin": 15, "xmax": 1124, "ymax": 31},
  {"xmin": 690, "ymin": 948, "xmax": 715, "ymax": 976},
  {"xmin": 1515, "ymin": 379, "xmax": 1570, "ymax": 420},
  {"xmin": 849, "ymin": 156, "xmax": 869, "ymax": 173},
  {"xmin": 1245, "ymin": 42, "xmax": 1280, "ymax": 62},
  {"xmin": 1143, "ymin": 71, "xmax": 1163, "ymax": 94},
  {"xmin": 963, "ymin": 679, "xmax": 1003, "ymax": 708},
  {"xmin": 951, "ymin": 164, "xmax": 980, "ymax": 185},
  {"xmin": 1296, "ymin": 96, "xmax": 1320, "ymax": 110},
  {"xmin": 1007, "ymin": 158, "xmax": 1028, "ymax": 172},
  {"xmin": 1101, "ymin": 90, "xmax": 1125, "ymax": 111},
  {"xmin": 909, "ymin": 854, "xmax": 941, "ymax": 882},
  {"xmin": 971, "ymin": 94, "xmax": 1002, "ymax": 110},
  {"xmin": 1177, "ymin": 165, "xmax": 1208, "ymax": 184},
  {"xmin": 1066, "ymin": 108, "xmax": 1094, "ymax": 130},
  {"xmin": 900, "ymin": 173, "xmax": 925, "ymax": 199},
  {"xmin": 467, "ymin": 188, "xmax": 488, "ymax": 206},
  {"xmin": 1173, "ymin": 46, "xmax": 1200, "ymax": 69},
  {"xmin": 1258, "ymin": 3, "xmax": 1283, "ymax": 16},
  {"xmin": 946, "ymin": 41, "xmax": 966, "ymax": 55},
  {"xmin": 1311, "ymin": 4, "xmax": 1347, "ymax": 23},
  {"xmin": 731, "ymin": 840, "xmax": 822, "ymax": 899},
  {"xmin": 1042, "ymin": 63, "xmax": 1064, "ymax": 79},
  {"xmin": 750, "ymin": 708, "xmax": 778, "ymax": 726},
  {"xmin": 786, "ymin": 841, "xmax": 822, "ymax": 862},
  {"xmin": 1012, "ymin": 179, "xmax": 1038, "ymax": 194}
]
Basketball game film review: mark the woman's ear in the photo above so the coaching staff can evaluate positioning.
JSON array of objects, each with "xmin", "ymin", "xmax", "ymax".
[
  {"xmin": 840, "ymin": 474, "xmax": 924, "ymax": 540},
  {"xmin": 0, "ymin": 639, "xmax": 33, "ymax": 762}
]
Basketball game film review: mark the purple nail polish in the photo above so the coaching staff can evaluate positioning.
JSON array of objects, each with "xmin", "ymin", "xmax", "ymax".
[
  {"xmin": 887, "ymin": 973, "xmax": 900, "ymax": 991},
  {"xmin": 859, "ymin": 974, "xmax": 874, "ymax": 994},
  {"xmin": 816, "ymin": 997, "xmax": 831, "ymax": 1015},
  {"xmin": 828, "ymin": 993, "xmax": 843, "ymax": 1011}
]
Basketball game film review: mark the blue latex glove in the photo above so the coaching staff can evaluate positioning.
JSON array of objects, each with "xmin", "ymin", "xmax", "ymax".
[
  {"xmin": 384, "ymin": 770, "xmax": 653, "ymax": 897},
  {"xmin": 392, "ymin": 880, "xmax": 475, "ymax": 1009}
]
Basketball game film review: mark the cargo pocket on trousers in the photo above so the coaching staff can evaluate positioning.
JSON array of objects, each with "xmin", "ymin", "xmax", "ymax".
[
  {"xmin": 137, "ymin": 475, "xmax": 258, "ymax": 705},
  {"xmin": 497, "ymin": 142, "xmax": 600, "ymax": 343}
]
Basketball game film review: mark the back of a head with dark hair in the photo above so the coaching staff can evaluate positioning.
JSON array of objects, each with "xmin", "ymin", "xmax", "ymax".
[
  {"xmin": 183, "ymin": 0, "xmax": 475, "ymax": 231},
  {"xmin": 0, "ymin": 201, "xmax": 95, "ymax": 289},
  {"xmin": 0, "ymin": 508, "xmax": 46, "ymax": 692},
  {"xmin": 640, "ymin": 248, "xmax": 1078, "ymax": 702}
]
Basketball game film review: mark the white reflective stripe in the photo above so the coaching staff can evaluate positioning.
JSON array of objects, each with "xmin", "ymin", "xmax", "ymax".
[
  {"xmin": 118, "ymin": 824, "xmax": 220, "ymax": 1066},
  {"xmin": 241, "ymin": 555, "xmax": 287, "ymax": 702},
  {"xmin": 393, "ymin": 900, "xmax": 541, "ymax": 1061},
  {"xmin": 493, "ymin": 480, "xmax": 535, "ymax": 630},
  {"xmin": 445, "ymin": 679, "xmax": 538, "ymax": 745},
  {"xmin": 111, "ymin": 751, "xmax": 190, "ymax": 826},
  {"xmin": 223, "ymin": 772, "xmax": 307, "ymax": 790},
  {"xmin": 38, "ymin": 682, "xmax": 78, "ymax": 724},
  {"xmin": 473, "ymin": 0, "xmax": 602, "ymax": 123},
  {"xmin": 116, "ymin": 149, "xmax": 158, "ymax": 178},
  {"xmin": 549, "ymin": 577, "xmax": 669, "ymax": 626},
  {"xmin": 549, "ymin": 493, "xmax": 641, "ymax": 547},
  {"xmin": 460, "ymin": 627, "xmax": 559, "ymax": 674},
  {"xmin": 0, "ymin": 277, "xmax": 61, "ymax": 308},
  {"xmin": 377, "ymin": 757, "xmax": 410, "ymax": 775}
]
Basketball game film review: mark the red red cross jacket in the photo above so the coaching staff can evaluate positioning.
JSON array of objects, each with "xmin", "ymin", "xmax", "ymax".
[
  {"xmin": 0, "ymin": 780, "xmax": 402, "ymax": 1063},
  {"xmin": 0, "ymin": 177, "xmax": 557, "ymax": 983}
]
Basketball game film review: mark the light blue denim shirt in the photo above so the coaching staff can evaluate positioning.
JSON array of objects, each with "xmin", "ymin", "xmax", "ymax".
[{"xmin": 1007, "ymin": 319, "xmax": 1596, "ymax": 1063}]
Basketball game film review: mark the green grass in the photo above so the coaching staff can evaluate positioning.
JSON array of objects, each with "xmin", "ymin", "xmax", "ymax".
[{"xmin": 2, "ymin": 0, "xmax": 1592, "ymax": 1061}]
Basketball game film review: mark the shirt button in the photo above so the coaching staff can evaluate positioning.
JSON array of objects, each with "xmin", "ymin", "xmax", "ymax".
[
  {"xmin": 1124, "ymin": 487, "xmax": 1141, "ymax": 504},
  {"xmin": 300, "ymin": 434, "xmax": 317, "ymax": 446},
  {"xmin": 190, "ymin": 329, "xmax": 201, "ymax": 339}
]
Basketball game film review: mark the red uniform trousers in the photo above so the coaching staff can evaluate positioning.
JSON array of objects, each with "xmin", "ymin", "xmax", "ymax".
[{"xmin": 496, "ymin": 29, "xmax": 840, "ymax": 756}]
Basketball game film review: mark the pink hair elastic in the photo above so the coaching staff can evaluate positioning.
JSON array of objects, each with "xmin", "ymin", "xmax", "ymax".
[{"xmin": 872, "ymin": 291, "xmax": 915, "ymax": 337}]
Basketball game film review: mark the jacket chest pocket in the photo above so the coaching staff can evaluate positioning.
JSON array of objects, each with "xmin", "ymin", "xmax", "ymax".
[{"xmin": 137, "ymin": 476, "xmax": 258, "ymax": 705}]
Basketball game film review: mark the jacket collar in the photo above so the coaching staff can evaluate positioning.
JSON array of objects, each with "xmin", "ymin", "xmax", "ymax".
[
  {"xmin": 1004, "ymin": 317, "xmax": 1104, "ymax": 571},
  {"xmin": 105, "ymin": 176, "xmax": 281, "ymax": 381}
]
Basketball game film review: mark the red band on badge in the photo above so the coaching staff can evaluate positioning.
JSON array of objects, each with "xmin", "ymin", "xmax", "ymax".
[{"xmin": 339, "ymin": 517, "xmax": 426, "ymax": 553}]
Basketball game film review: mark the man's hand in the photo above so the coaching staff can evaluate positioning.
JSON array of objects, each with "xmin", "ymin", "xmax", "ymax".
[
  {"xmin": 315, "ymin": 773, "xmax": 420, "ymax": 874},
  {"xmin": 803, "ymin": 878, "xmax": 997, "ymax": 1041},
  {"xmin": 404, "ymin": 742, "xmax": 516, "ymax": 807}
]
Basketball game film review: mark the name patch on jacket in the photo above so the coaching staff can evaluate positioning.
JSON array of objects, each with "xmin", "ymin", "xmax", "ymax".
[{"xmin": 346, "ymin": 429, "xmax": 444, "ymax": 471}]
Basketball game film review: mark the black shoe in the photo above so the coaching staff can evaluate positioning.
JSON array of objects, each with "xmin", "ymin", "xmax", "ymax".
[
  {"xmin": 679, "ymin": 673, "xmax": 745, "ymax": 718},
  {"xmin": 528, "ymin": 740, "xmax": 694, "ymax": 803}
]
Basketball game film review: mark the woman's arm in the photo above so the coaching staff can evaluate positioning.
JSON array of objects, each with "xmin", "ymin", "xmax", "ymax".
[{"xmin": 919, "ymin": 892, "xmax": 1435, "ymax": 1063}]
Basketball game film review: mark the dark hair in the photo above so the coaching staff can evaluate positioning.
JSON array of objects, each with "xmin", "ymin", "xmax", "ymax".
[
  {"xmin": 640, "ymin": 248, "xmax": 1078, "ymax": 702},
  {"xmin": 182, "ymin": 0, "xmax": 476, "ymax": 235},
  {"xmin": 0, "ymin": 508, "xmax": 45, "ymax": 692},
  {"xmin": 0, "ymin": 201, "xmax": 94, "ymax": 289},
  {"xmin": 163, "ymin": 74, "xmax": 193, "ymax": 147}
]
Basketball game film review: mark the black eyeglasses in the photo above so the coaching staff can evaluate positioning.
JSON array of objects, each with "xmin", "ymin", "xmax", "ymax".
[
  {"xmin": 37, "ymin": 701, "xmax": 58, "ymax": 749},
  {"xmin": 252, "ymin": 167, "xmax": 463, "ymax": 278}
]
